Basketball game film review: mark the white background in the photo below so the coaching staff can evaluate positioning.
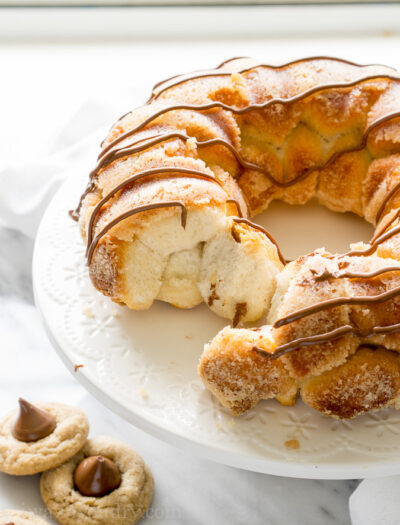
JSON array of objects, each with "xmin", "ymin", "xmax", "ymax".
[{"xmin": 0, "ymin": 5, "xmax": 399, "ymax": 523}]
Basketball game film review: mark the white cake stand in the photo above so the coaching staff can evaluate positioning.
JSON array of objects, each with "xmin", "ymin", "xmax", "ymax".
[{"xmin": 33, "ymin": 169, "xmax": 400, "ymax": 480}]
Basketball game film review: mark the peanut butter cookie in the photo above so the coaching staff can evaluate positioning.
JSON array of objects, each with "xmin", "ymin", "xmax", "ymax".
[
  {"xmin": 40, "ymin": 436, "xmax": 153, "ymax": 525},
  {"xmin": 0, "ymin": 509, "xmax": 50, "ymax": 524},
  {"xmin": 0, "ymin": 399, "xmax": 89, "ymax": 475}
]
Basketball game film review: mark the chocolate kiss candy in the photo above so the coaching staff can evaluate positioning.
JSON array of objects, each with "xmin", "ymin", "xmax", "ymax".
[
  {"xmin": 12, "ymin": 398, "xmax": 56, "ymax": 442},
  {"xmin": 74, "ymin": 455, "xmax": 121, "ymax": 497}
]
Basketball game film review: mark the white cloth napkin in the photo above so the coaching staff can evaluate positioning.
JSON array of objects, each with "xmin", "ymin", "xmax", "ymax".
[
  {"xmin": 349, "ymin": 476, "xmax": 400, "ymax": 525},
  {"xmin": 0, "ymin": 95, "xmax": 398, "ymax": 525},
  {"xmin": 0, "ymin": 86, "xmax": 139, "ymax": 237}
]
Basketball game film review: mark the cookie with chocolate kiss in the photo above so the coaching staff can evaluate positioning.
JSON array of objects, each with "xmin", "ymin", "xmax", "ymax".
[
  {"xmin": 0, "ymin": 509, "xmax": 50, "ymax": 524},
  {"xmin": 41, "ymin": 436, "xmax": 154, "ymax": 525},
  {"xmin": 0, "ymin": 399, "xmax": 89, "ymax": 475}
]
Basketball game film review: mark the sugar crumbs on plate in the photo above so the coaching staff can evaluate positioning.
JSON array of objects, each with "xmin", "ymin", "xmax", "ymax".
[
  {"xmin": 284, "ymin": 438, "xmax": 300, "ymax": 450},
  {"xmin": 140, "ymin": 388, "xmax": 149, "ymax": 400},
  {"xmin": 82, "ymin": 305, "xmax": 94, "ymax": 318}
]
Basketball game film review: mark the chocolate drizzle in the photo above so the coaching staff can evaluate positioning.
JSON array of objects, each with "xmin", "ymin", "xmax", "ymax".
[
  {"xmin": 372, "ymin": 208, "xmax": 400, "ymax": 242},
  {"xmin": 256, "ymin": 262, "xmax": 400, "ymax": 358},
  {"xmin": 87, "ymin": 201, "xmax": 187, "ymax": 264},
  {"xmin": 95, "ymin": 133, "xmax": 167, "ymax": 171},
  {"xmin": 72, "ymin": 132, "xmax": 245, "ymax": 222},
  {"xmin": 149, "ymin": 55, "xmax": 396, "ymax": 102},
  {"xmin": 313, "ymin": 265, "xmax": 400, "ymax": 282},
  {"xmin": 71, "ymin": 133, "xmax": 164, "ymax": 221},
  {"xmin": 232, "ymin": 217, "xmax": 285, "ymax": 264},
  {"xmin": 74, "ymin": 58, "xmax": 400, "ymax": 265},
  {"xmin": 376, "ymin": 179, "xmax": 400, "ymax": 223},
  {"xmin": 71, "ymin": 101, "xmax": 400, "ymax": 223},
  {"xmin": 77, "ymin": 104, "xmax": 400, "ymax": 251},
  {"xmin": 253, "ymin": 321, "xmax": 400, "ymax": 360},
  {"xmin": 216, "ymin": 56, "xmax": 251, "ymax": 67},
  {"xmin": 100, "ymin": 74, "xmax": 400, "ymax": 158},
  {"xmin": 86, "ymin": 166, "xmax": 224, "ymax": 254},
  {"xmin": 345, "ymin": 224, "xmax": 400, "ymax": 257},
  {"xmin": 147, "ymin": 55, "xmax": 251, "ymax": 104},
  {"xmin": 274, "ymin": 283, "xmax": 400, "ymax": 328},
  {"xmin": 83, "ymin": 73, "xmax": 400, "ymax": 264},
  {"xmin": 75, "ymin": 57, "xmax": 400, "ymax": 355},
  {"xmin": 12, "ymin": 398, "xmax": 56, "ymax": 443},
  {"xmin": 99, "ymin": 132, "xmax": 282, "ymax": 182},
  {"xmin": 226, "ymin": 198, "xmax": 243, "ymax": 217},
  {"xmin": 149, "ymin": 56, "xmax": 379, "ymax": 103},
  {"xmin": 82, "ymin": 119, "xmax": 400, "ymax": 265}
]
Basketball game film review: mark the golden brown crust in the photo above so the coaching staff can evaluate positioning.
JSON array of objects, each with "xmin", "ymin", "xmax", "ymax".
[
  {"xmin": 300, "ymin": 347, "xmax": 400, "ymax": 418},
  {"xmin": 200, "ymin": 250, "xmax": 400, "ymax": 419},
  {"xmin": 77, "ymin": 57, "xmax": 400, "ymax": 418},
  {"xmin": 200, "ymin": 333, "xmax": 400, "ymax": 419},
  {"xmin": 198, "ymin": 327, "xmax": 297, "ymax": 415},
  {"xmin": 80, "ymin": 56, "xmax": 400, "ymax": 308}
]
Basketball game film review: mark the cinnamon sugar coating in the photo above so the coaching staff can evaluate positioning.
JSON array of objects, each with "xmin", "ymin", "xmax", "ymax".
[{"xmin": 76, "ymin": 57, "xmax": 400, "ymax": 418}]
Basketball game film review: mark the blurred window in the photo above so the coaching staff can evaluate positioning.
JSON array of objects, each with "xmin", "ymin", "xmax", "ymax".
[{"xmin": 2, "ymin": 0, "xmax": 398, "ymax": 5}]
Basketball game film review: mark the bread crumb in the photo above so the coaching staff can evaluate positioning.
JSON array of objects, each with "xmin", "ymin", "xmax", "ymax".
[
  {"xmin": 185, "ymin": 335, "xmax": 193, "ymax": 340},
  {"xmin": 187, "ymin": 136, "xmax": 197, "ymax": 152},
  {"xmin": 83, "ymin": 305, "xmax": 94, "ymax": 318},
  {"xmin": 226, "ymin": 418, "xmax": 235, "ymax": 429},
  {"xmin": 140, "ymin": 388, "xmax": 149, "ymax": 400},
  {"xmin": 231, "ymin": 72, "xmax": 244, "ymax": 83},
  {"xmin": 284, "ymin": 438, "xmax": 300, "ymax": 450},
  {"xmin": 74, "ymin": 364, "xmax": 84, "ymax": 372}
]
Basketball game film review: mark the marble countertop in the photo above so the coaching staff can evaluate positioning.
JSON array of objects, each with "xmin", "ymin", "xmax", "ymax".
[
  {"xmin": 0, "ymin": 255, "xmax": 356, "ymax": 524},
  {"xmin": 4, "ymin": 20, "xmax": 400, "ymax": 523}
]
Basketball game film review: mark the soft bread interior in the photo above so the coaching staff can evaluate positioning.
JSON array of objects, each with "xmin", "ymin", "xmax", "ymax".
[
  {"xmin": 199, "ymin": 219, "xmax": 283, "ymax": 323},
  {"xmin": 119, "ymin": 205, "xmax": 226, "ymax": 310},
  {"xmin": 119, "ymin": 207, "xmax": 283, "ymax": 320}
]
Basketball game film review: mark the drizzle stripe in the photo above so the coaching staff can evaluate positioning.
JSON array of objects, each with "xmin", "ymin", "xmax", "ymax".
[
  {"xmin": 150, "ymin": 56, "xmax": 397, "ymax": 102},
  {"xmin": 253, "ymin": 321, "xmax": 400, "ymax": 359},
  {"xmin": 87, "ymin": 201, "xmax": 187, "ymax": 264},
  {"xmin": 232, "ymin": 217, "xmax": 285, "ymax": 264},
  {"xmin": 86, "ymin": 167, "xmax": 224, "ymax": 252},
  {"xmin": 376, "ymin": 179, "xmax": 400, "ymax": 223},
  {"xmin": 226, "ymin": 198, "xmax": 243, "ymax": 217},
  {"xmin": 315, "ymin": 266, "xmax": 400, "ymax": 281},
  {"xmin": 372, "ymin": 209, "xmax": 400, "ymax": 242},
  {"xmin": 100, "ymin": 74, "xmax": 400, "ymax": 158},
  {"xmin": 345, "ymin": 224, "xmax": 400, "ymax": 257},
  {"xmin": 96, "ymin": 130, "xmax": 317, "ymax": 189},
  {"xmin": 274, "ymin": 283, "xmax": 400, "ymax": 328},
  {"xmin": 71, "ymin": 133, "xmax": 164, "ymax": 220}
]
